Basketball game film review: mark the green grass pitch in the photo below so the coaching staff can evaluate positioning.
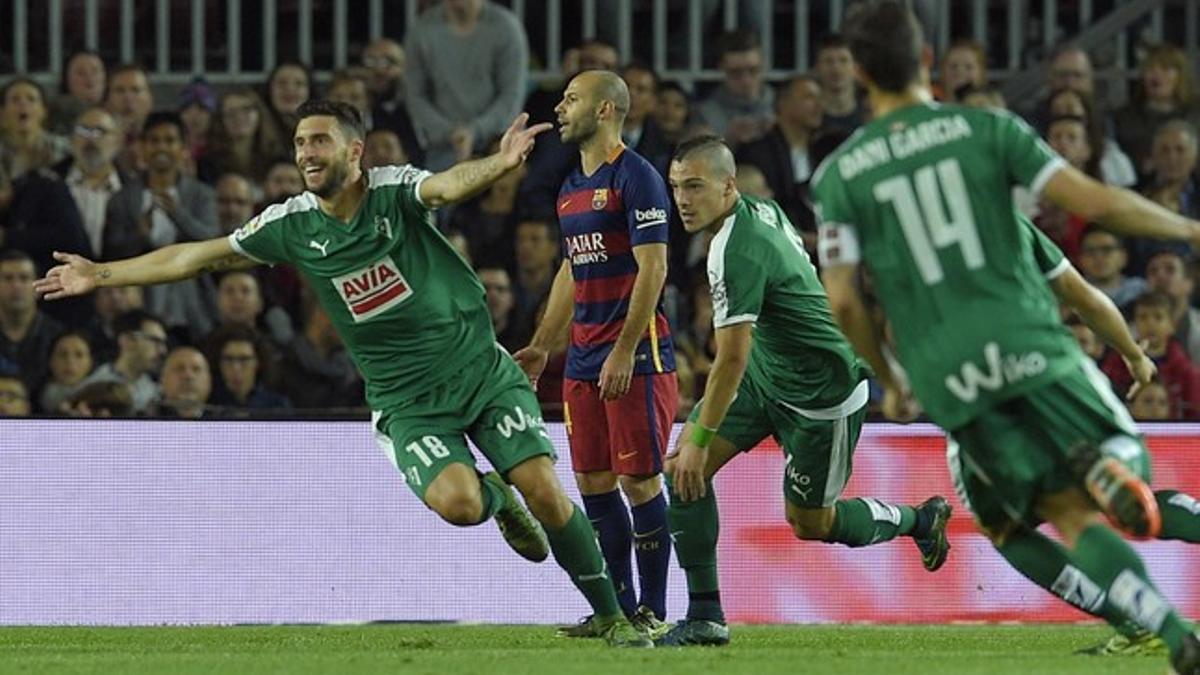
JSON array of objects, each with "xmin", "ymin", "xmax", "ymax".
[{"xmin": 0, "ymin": 624, "xmax": 1172, "ymax": 674}]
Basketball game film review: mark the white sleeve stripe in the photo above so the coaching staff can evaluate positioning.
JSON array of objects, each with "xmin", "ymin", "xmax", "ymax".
[
  {"xmin": 1029, "ymin": 157, "xmax": 1067, "ymax": 196},
  {"xmin": 713, "ymin": 314, "xmax": 757, "ymax": 328},
  {"xmin": 226, "ymin": 233, "xmax": 268, "ymax": 264},
  {"xmin": 413, "ymin": 172, "xmax": 431, "ymax": 209},
  {"xmin": 634, "ymin": 219, "xmax": 667, "ymax": 229},
  {"xmin": 1044, "ymin": 258, "xmax": 1072, "ymax": 280},
  {"xmin": 817, "ymin": 223, "xmax": 862, "ymax": 267}
]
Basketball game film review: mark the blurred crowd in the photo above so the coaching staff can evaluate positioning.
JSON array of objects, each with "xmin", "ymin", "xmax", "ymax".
[{"xmin": 0, "ymin": 0, "xmax": 1198, "ymax": 422}]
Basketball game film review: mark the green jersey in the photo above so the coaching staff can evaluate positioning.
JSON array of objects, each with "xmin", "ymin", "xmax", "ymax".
[
  {"xmin": 812, "ymin": 102, "xmax": 1080, "ymax": 430},
  {"xmin": 707, "ymin": 195, "xmax": 865, "ymax": 410},
  {"xmin": 228, "ymin": 166, "xmax": 494, "ymax": 410}
]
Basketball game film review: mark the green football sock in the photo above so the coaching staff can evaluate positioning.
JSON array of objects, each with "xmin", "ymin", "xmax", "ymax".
[
  {"xmin": 997, "ymin": 527, "xmax": 1137, "ymax": 633},
  {"xmin": 666, "ymin": 475, "xmax": 724, "ymax": 623},
  {"xmin": 474, "ymin": 472, "xmax": 506, "ymax": 524},
  {"xmin": 1156, "ymin": 490, "xmax": 1200, "ymax": 543},
  {"xmin": 545, "ymin": 504, "xmax": 623, "ymax": 619},
  {"xmin": 1068, "ymin": 524, "xmax": 1193, "ymax": 653},
  {"xmin": 824, "ymin": 497, "xmax": 917, "ymax": 547}
]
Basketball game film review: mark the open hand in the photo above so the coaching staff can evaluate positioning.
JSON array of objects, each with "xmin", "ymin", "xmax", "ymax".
[
  {"xmin": 512, "ymin": 345, "xmax": 550, "ymax": 390},
  {"xmin": 32, "ymin": 251, "xmax": 101, "ymax": 300},
  {"xmin": 598, "ymin": 346, "xmax": 634, "ymax": 400}
]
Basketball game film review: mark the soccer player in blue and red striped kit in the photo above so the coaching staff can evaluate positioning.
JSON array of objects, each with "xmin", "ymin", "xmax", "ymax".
[{"xmin": 516, "ymin": 70, "xmax": 676, "ymax": 639}]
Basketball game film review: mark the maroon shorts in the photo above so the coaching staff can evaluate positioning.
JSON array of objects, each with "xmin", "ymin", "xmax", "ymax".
[{"xmin": 563, "ymin": 372, "xmax": 678, "ymax": 475}]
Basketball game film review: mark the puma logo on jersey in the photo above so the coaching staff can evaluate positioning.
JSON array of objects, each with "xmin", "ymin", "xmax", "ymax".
[
  {"xmin": 332, "ymin": 256, "xmax": 413, "ymax": 322},
  {"xmin": 309, "ymin": 239, "xmax": 330, "ymax": 257},
  {"xmin": 944, "ymin": 341, "xmax": 1047, "ymax": 403}
]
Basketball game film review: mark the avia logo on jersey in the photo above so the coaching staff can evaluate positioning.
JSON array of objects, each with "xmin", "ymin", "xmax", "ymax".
[
  {"xmin": 944, "ymin": 342, "xmax": 1047, "ymax": 403},
  {"xmin": 495, "ymin": 406, "xmax": 549, "ymax": 440},
  {"xmin": 634, "ymin": 207, "xmax": 668, "ymax": 228},
  {"xmin": 332, "ymin": 256, "xmax": 413, "ymax": 322},
  {"xmin": 566, "ymin": 232, "xmax": 609, "ymax": 265}
]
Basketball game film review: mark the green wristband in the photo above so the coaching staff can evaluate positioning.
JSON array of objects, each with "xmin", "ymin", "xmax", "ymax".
[{"xmin": 690, "ymin": 424, "xmax": 717, "ymax": 449}]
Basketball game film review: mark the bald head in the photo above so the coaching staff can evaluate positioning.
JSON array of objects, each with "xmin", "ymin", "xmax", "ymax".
[
  {"xmin": 577, "ymin": 70, "xmax": 630, "ymax": 120},
  {"xmin": 556, "ymin": 70, "xmax": 631, "ymax": 145}
]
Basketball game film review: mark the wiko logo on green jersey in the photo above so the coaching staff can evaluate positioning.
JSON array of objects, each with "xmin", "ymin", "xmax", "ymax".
[
  {"xmin": 944, "ymin": 342, "xmax": 1047, "ymax": 402},
  {"xmin": 495, "ymin": 406, "xmax": 548, "ymax": 440}
]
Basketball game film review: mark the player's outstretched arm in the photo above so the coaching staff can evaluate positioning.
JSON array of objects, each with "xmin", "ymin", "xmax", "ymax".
[
  {"xmin": 1050, "ymin": 266, "xmax": 1156, "ymax": 397},
  {"xmin": 514, "ymin": 260, "xmax": 575, "ymax": 386},
  {"xmin": 33, "ymin": 237, "xmax": 256, "ymax": 300},
  {"xmin": 417, "ymin": 113, "xmax": 552, "ymax": 208},
  {"xmin": 1043, "ymin": 165, "xmax": 1200, "ymax": 246}
]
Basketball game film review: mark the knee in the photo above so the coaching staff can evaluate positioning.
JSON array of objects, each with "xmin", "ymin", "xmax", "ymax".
[
  {"xmin": 426, "ymin": 489, "xmax": 484, "ymax": 526},
  {"xmin": 619, "ymin": 474, "xmax": 663, "ymax": 505},
  {"xmin": 787, "ymin": 508, "xmax": 835, "ymax": 541}
]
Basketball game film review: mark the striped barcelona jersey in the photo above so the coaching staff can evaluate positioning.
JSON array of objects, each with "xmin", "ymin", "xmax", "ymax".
[{"xmin": 558, "ymin": 146, "xmax": 676, "ymax": 380}]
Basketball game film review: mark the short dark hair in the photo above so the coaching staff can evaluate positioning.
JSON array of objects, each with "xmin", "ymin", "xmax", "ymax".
[
  {"xmin": 621, "ymin": 60, "xmax": 658, "ymax": 82},
  {"xmin": 1134, "ymin": 289, "xmax": 1175, "ymax": 315},
  {"xmin": 672, "ymin": 133, "xmax": 728, "ymax": 164},
  {"xmin": 296, "ymin": 99, "xmax": 366, "ymax": 141},
  {"xmin": 141, "ymin": 110, "xmax": 186, "ymax": 140},
  {"xmin": 843, "ymin": 1, "xmax": 924, "ymax": 93},
  {"xmin": 1, "ymin": 77, "xmax": 47, "ymax": 106},
  {"xmin": 717, "ymin": 30, "xmax": 761, "ymax": 61},
  {"xmin": 0, "ymin": 249, "xmax": 35, "ymax": 267},
  {"xmin": 113, "ymin": 309, "xmax": 163, "ymax": 339},
  {"xmin": 815, "ymin": 33, "xmax": 850, "ymax": 55},
  {"xmin": 61, "ymin": 50, "xmax": 105, "ymax": 94}
]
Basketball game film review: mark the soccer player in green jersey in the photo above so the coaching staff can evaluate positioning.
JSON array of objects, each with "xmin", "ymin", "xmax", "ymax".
[
  {"xmin": 812, "ymin": 4, "xmax": 1199, "ymax": 671},
  {"xmin": 655, "ymin": 134, "xmax": 953, "ymax": 647},
  {"xmin": 1018, "ymin": 221, "xmax": 1200, "ymax": 657},
  {"xmin": 33, "ymin": 100, "xmax": 651, "ymax": 648}
]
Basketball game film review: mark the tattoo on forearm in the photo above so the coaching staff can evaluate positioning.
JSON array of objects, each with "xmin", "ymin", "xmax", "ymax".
[
  {"xmin": 95, "ymin": 268, "xmax": 112, "ymax": 280},
  {"xmin": 199, "ymin": 255, "xmax": 248, "ymax": 274},
  {"xmin": 453, "ymin": 156, "xmax": 502, "ymax": 190}
]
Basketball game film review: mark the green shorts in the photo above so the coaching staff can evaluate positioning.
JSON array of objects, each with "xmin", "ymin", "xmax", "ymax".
[
  {"xmin": 689, "ymin": 376, "xmax": 870, "ymax": 508},
  {"xmin": 372, "ymin": 344, "xmax": 557, "ymax": 501},
  {"xmin": 946, "ymin": 356, "xmax": 1149, "ymax": 530}
]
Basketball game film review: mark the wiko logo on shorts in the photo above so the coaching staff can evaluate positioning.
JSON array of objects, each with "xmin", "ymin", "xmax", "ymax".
[
  {"xmin": 634, "ymin": 207, "xmax": 668, "ymax": 228},
  {"xmin": 944, "ymin": 341, "xmax": 1047, "ymax": 403},
  {"xmin": 495, "ymin": 406, "xmax": 549, "ymax": 440},
  {"xmin": 333, "ymin": 256, "xmax": 413, "ymax": 322}
]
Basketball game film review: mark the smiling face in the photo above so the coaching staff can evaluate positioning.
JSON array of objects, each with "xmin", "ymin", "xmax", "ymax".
[
  {"xmin": 142, "ymin": 121, "xmax": 185, "ymax": 174},
  {"xmin": 293, "ymin": 115, "xmax": 361, "ymax": 199}
]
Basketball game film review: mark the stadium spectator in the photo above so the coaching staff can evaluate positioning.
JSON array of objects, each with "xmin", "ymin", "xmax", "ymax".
[
  {"xmin": 1047, "ymin": 115, "xmax": 1098, "ymax": 178},
  {"xmin": 620, "ymin": 63, "xmax": 672, "ymax": 174},
  {"xmin": 262, "ymin": 160, "xmax": 305, "ymax": 205},
  {"xmin": 1, "ymin": 77, "xmax": 71, "ymax": 179},
  {"xmin": 156, "ymin": 346, "xmax": 211, "ymax": 419},
  {"xmin": 87, "ymin": 285, "xmax": 143, "ymax": 363},
  {"xmin": 1065, "ymin": 316, "xmax": 1105, "ymax": 362},
  {"xmin": 957, "ymin": 84, "xmax": 1006, "ymax": 109},
  {"xmin": 937, "ymin": 39, "xmax": 988, "ymax": 103},
  {"xmin": 328, "ymin": 69, "xmax": 372, "ymax": 123},
  {"xmin": 360, "ymin": 38, "xmax": 422, "ymax": 165},
  {"xmin": 362, "ymin": 128, "xmax": 409, "ymax": 170},
  {"xmin": 406, "ymin": 0, "xmax": 529, "ymax": 169},
  {"xmin": 696, "ymin": 30, "xmax": 773, "ymax": 147},
  {"xmin": 206, "ymin": 88, "xmax": 290, "ymax": 187},
  {"xmin": 0, "ymin": 249, "xmax": 62, "ymax": 390},
  {"xmin": 517, "ymin": 70, "xmax": 676, "ymax": 630},
  {"xmin": 49, "ymin": 50, "xmax": 106, "ymax": 134},
  {"xmin": 654, "ymin": 81, "xmax": 694, "ymax": 148},
  {"xmin": 103, "ymin": 63, "xmax": 154, "ymax": 175},
  {"xmin": 1124, "ymin": 120, "xmax": 1200, "ymax": 274},
  {"xmin": 511, "ymin": 218, "xmax": 558, "ymax": 332},
  {"xmin": 177, "ymin": 77, "xmax": 218, "ymax": 175},
  {"xmin": 1077, "ymin": 228, "xmax": 1147, "ymax": 313},
  {"xmin": 1018, "ymin": 43, "xmax": 1096, "ymax": 131},
  {"xmin": 448, "ymin": 139, "xmax": 523, "ymax": 263},
  {"xmin": 445, "ymin": 228, "xmax": 472, "ymax": 265},
  {"xmin": 38, "ymin": 329, "xmax": 94, "ymax": 414},
  {"xmin": 207, "ymin": 324, "xmax": 291, "ymax": 417},
  {"xmin": 278, "ymin": 295, "xmax": 363, "ymax": 411},
  {"xmin": 734, "ymin": 164, "xmax": 772, "ymax": 200},
  {"xmin": 64, "ymin": 379, "xmax": 133, "ymax": 417},
  {"xmin": 1145, "ymin": 248, "xmax": 1200, "ymax": 363},
  {"xmin": 103, "ymin": 111, "xmax": 218, "ymax": 339},
  {"xmin": 1114, "ymin": 43, "xmax": 1200, "ymax": 177},
  {"xmin": 0, "ymin": 374, "xmax": 31, "ymax": 417},
  {"xmin": 1103, "ymin": 291, "xmax": 1200, "ymax": 417},
  {"xmin": 1129, "ymin": 379, "xmax": 1172, "ymax": 421},
  {"xmin": 78, "ymin": 308, "xmax": 165, "ymax": 415},
  {"xmin": 212, "ymin": 270, "xmax": 293, "ymax": 347},
  {"xmin": 56, "ymin": 107, "xmax": 125, "ymax": 256},
  {"xmin": 1046, "ymin": 88, "xmax": 1137, "ymax": 188},
  {"xmin": 264, "ymin": 61, "xmax": 313, "ymax": 140},
  {"xmin": 814, "ymin": 34, "xmax": 866, "ymax": 133},
  {"xmin": 214, "ymin": 173, "xmax": 256, "ymax": 235},
  {"xmin": 477, "ymin": 265, "xmax": 527, "ymax": 352},
  {"xmin": 736, "ymin": 74, "xmax": 824, "ymax": 238}
]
